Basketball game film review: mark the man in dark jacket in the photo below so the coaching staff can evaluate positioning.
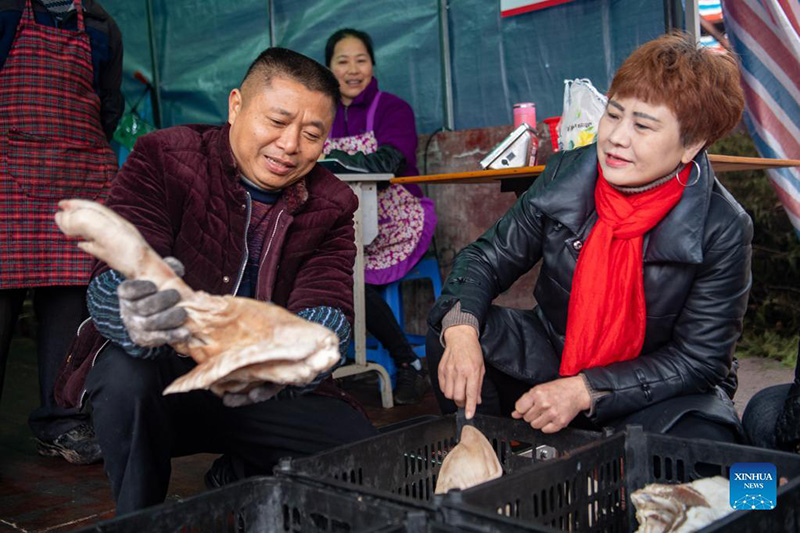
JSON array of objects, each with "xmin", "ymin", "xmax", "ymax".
[
  {"xmin": 0, "ymin": 0, "xmax": 122, "ymax": 465},
  {"xmin": 60, "ymin": 47, "xmax": 376, "ymax": 514}
]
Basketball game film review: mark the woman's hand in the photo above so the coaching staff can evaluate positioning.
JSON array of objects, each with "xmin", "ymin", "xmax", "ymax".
[
  {"xmin": 440, "ymin": 325, "xmax": 485, "ymax": 419},
  {"xmin": 512, "ymin": 376, "xmax": 591, "ymax": 433}
]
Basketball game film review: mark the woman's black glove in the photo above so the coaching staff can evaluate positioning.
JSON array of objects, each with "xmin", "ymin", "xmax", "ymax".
[{"xmin": 328, "ymin": 145, "xmax": 407, "ymax": 176}]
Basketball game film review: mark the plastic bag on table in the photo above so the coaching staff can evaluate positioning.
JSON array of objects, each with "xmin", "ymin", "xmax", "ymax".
[{"xmin": 558, "ymin": 79, "xmax": 607, "ymax": 152}]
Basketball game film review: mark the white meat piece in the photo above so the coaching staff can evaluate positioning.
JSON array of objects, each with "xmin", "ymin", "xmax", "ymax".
[{"xmin": 435, "ymin": 425, "xmax": 503, "ymax": 494}]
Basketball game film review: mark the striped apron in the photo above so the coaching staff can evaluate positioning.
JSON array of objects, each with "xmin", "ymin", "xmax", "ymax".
[
  {"xmin": 324, "ymin": 93, "xmax": 435, "ymax": 285},
  {"xmin": 0, "ymin": 0, "xmax": 116, "ymax": 288}
]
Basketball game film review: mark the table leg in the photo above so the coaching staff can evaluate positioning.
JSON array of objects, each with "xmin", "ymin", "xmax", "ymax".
[
  {"xmin": 332, "ymin": 181, "xmax": 394, "ymax": 408},
  {"xmin": 352, "ymin": 183, "xmax": 367, "ymax": 368}
]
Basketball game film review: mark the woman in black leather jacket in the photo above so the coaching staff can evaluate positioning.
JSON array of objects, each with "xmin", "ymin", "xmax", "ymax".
[{"xmin": 427, "ymin": 34, "xmax": 751, "ymax": 442}]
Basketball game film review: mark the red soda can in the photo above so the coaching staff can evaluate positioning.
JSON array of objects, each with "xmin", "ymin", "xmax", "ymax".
[
  {"xmin": 513, "ymin": 103, "xmax": 538, "ymax": 165},
  {"xmin": 513, "ymin": 102, "xmax": 537, "ymax": 129}
]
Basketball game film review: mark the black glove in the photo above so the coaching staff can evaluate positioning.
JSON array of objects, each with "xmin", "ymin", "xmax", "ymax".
[
  {"xmin": 118, "ymin": 257, "xmax": 190, "ymax": 348},
  {"xmin": 328, "ymin": 145, "xmax": 407, "ymax": 176}
]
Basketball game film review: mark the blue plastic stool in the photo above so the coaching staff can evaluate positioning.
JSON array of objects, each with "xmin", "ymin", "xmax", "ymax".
[
  {"xmin": 346, "ymin": 256, "xmax": 443, "ymax": 388},
  {"xmin": 378, "ymin": 256, "xmax": 443, "ymax": 358}
]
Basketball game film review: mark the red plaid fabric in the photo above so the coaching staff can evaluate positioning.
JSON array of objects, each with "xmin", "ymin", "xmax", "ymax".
[{"xmin": 0, "ymin": 0, "xmax": 116, "ymax": 288}]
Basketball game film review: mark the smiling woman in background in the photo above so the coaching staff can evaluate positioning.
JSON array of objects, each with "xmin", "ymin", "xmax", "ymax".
[
  {"xmin": 428, "ymin": 33, "xmax": 751, "ymax": 443},
  {"xmin": 324, "ymin": 29, "xmax": 437, "ymax": 405}
]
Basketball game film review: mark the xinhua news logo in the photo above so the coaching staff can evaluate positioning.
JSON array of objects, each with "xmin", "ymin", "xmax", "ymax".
[{"xmin": 729, "ymin": 463, "xmax": 776, "ymax": 510}]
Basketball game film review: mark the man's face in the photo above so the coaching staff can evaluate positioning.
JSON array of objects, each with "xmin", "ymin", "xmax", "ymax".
[{"xmin": 228, "ymin": 75, "xmax": 334, "ymax": 190}]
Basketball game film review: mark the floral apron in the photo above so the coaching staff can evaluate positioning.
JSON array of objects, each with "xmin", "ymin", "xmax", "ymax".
[
  {"xmin": 324, "ymin": 92, "xmax": 435, "ymax": 285},
  {"xmin": 0, "ymin": 0, "xmax": 116, "ymax": 288}
]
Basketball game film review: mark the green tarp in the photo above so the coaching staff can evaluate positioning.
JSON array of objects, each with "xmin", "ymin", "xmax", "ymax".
[{"xmin": 103, "ymin": 0, "xmax": 664, "ymax": 133}]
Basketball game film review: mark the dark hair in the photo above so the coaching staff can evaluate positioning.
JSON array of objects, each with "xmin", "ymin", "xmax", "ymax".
[
  {"xmin": 242, "ymin": 47, "xmax": 340, "ymax": 110},
  {"xmin": 608, "ymin": 33, "xmax": 744, "ymax": 147},
  {"xmin": 325, "ymin": 28, "xmax": 375, "ymax": 67}
]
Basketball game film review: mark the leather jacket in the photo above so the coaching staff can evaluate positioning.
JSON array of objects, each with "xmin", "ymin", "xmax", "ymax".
[{"xmin": 429, "ymin": 144, "xmax": 753, "ymax": 425}]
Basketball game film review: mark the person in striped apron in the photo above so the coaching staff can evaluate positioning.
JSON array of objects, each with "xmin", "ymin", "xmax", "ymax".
[
  {"xmin": 0, "ymin": 0, "xmax": 122, "ymax": 464},
  {"xmin": 324, "ymin": 29, "xmax": 437, "ymax": 405}
]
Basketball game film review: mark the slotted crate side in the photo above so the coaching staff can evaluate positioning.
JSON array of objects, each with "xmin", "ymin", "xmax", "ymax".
[
  {"xmin": 633, "ymin": 431, "xmax": 800, "ymax": 533},
  {"xmin": 449, "ymin": 426, "xmax": 800, "ymax": 532},
  {"xmin": 451, "ymin": 431, "xmax": 629, "ymax": 532},
  {"xmin": 634, "ymin": 430, "xmax": 800, "ymax": 482},
  {"xmin": 697, "ymin": 476, "xmax": 800, "ymax": 533},
  {"xmin": 287, "ymin": 416, "xmax": 455, "ymax": 504},
  {"xmin": 439, "ymin": 501, "xmax": 558, "ymax": 533},
  {"xmin": 77, "ymin": 477, "xmax": 414, "ymax": 533},
  {"xmin": 285, "ymin": 414, "xmax": 603, "ymax": 505}
]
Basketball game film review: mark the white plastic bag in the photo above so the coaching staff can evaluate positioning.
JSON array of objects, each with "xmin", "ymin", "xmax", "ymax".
[{"xmin": 559, "ymin": 79, "xmax": 608, "ymax": 151}]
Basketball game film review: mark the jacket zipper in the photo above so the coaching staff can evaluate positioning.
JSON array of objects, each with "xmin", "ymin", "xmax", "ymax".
[
  {"xmin": 343, "ymin": 106, "xmax": 349, "ymax": 136},
  {"xmin": 78, "ymin": 339, "xmax": 110, "ymax": 409},
  {"xmin": 256, "ymin": 209, "xmax": 285, "ymax": 300},
  {"xmin": 232, "ymin": 191, "xmax": 252, "ymax": 296}
]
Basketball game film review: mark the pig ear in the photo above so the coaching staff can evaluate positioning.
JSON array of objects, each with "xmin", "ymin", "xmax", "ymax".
[{"xmin": 163, "ymin": 256, "xmax": 185, "ymax": 278}]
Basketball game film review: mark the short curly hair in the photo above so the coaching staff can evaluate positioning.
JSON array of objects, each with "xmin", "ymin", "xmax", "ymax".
[{"xmin": 608, "ymin": 33, "xmax": 744, "ymax": 147}]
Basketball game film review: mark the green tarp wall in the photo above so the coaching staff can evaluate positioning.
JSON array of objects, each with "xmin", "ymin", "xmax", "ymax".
[{"xmin": 104, "ymin": 0, "xmax": 665, "ymax": 134}]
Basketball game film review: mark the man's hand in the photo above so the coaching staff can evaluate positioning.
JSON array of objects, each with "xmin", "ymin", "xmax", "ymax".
[
  {"xmin": 118, "ymin": 257, "xmax": 190, "ymax": 348},
  {"xmin": 440, "ymin": 325, "xmax": 484, "ymax": 419},
  {"xmin": 512, "ymin": 376, "xmax": 591, "ymax": 433}
]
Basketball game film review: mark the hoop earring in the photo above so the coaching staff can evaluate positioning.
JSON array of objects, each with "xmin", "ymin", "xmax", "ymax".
[{"xmin": 677, "ymin": 160, "xmax": 701, "ymax": 187}]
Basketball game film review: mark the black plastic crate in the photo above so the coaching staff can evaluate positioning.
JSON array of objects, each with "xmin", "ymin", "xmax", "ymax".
[
  {"xmin": 280, "ymin": 414, "xmax": 603, "ymax": 506},
  {"xmin": 441, "ymin": 426, "xmax": 800, "ymax": 532},
  {"xmin": 76, "ymin": 476, "xmax": 426, "ymax": 533}
]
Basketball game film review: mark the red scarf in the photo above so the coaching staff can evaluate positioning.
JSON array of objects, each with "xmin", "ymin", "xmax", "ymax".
[{"xmin": 559, "ymin": 163, "xmax": 691, "ymax": 376}]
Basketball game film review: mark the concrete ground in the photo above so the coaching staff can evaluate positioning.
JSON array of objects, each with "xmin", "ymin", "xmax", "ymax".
[{"xmin": 734, "ymin": 356, "xmax": 795, "ymax": 417}]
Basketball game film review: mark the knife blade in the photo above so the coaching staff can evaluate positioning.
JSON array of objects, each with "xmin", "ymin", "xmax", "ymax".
[{"xmin": 455, "ymin": 407, "xmax": 474, "ymax": 442}]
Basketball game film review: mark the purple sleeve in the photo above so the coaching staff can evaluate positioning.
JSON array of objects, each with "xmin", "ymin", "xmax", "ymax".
[{"xmin": 373, "ymin": 93, "xmax": 419, "ymax": 177}]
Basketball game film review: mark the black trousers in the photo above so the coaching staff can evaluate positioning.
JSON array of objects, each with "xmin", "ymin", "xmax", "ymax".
[
  {"xmin": 87, "ymin": 343, "xmax": 378, "ymax": 514},
  {"xmin": 364, "ymin": 283, "xmax": 417, "ymax": 366},
  {"xmin": 742, "ymin": 383, "xmax": 791, "ymax": 449},
  {"xmin": 0, "ymin": 286, "xmax": 89, "ymax": 440},
  {"xmin": 425, "ymin": 328, "xmax": 740, "ymax": 443}
]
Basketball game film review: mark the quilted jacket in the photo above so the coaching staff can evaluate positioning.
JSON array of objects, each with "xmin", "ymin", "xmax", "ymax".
[
  {"xmin": 429, "ymin": 144, "xmax": 753, "ymax": 427},
  {"xmin": 55, "ymin": 123, "xmax": 358, "ymax": 408}
]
